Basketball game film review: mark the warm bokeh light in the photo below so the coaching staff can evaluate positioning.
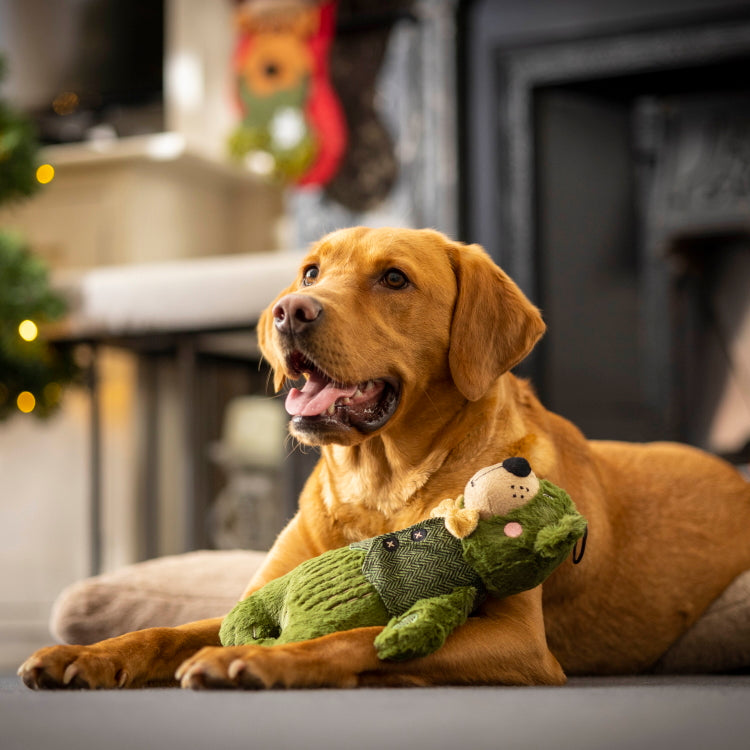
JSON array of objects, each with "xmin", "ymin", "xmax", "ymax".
[
  {"xmin": 17, "ymin": 391, "xmax": 36, "ymax": 413},
  {"xmin": 36, "ymin": 164, "xmax": 55, "ymax": 184},
  {"xmin": 18, "ymin": 319, "xmax": 38, "ymax": 342},
  {"xmin": 244, "ymin": 150, "xmax": 275, "ymax": 176},
  {"xmin": 52, "ymin": 91, "xmax": 80, "ymax": 116}
]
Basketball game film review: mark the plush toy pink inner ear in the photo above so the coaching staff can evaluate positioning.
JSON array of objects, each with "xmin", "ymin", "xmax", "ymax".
[{"xmin": 504, "ymin": 522, "xmax": 523, "ymax": 538}]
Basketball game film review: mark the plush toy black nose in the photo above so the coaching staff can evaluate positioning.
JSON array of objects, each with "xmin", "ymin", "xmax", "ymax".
[{"xmin": 502, "ymin": 457, "xmax": 532, "ymax": 477}]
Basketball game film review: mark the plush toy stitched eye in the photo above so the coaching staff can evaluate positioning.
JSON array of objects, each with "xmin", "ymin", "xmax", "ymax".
[
  {"xmin": 381, "ymin": 268, "xmax": 409, "ymax": 289},
  {"xmin": 302, "ymin": 266, "xmax": 319, "ymax": 286}
]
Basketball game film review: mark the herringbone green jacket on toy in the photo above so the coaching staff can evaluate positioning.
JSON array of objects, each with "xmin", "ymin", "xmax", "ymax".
[{"xmin": 220, "ymin": 458, "xmax": 587, "ymax": 661}]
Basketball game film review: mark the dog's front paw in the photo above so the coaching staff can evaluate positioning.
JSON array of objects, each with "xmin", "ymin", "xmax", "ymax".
[
  {"xmin": 177, "ymin": 646, "xmax": 268, "ymax": 690},
  {"xmin": 177, "ymin": 641, "xmax": 361, "ymax": 690},
  {"xmin": 18, "ymin": 645, "xmax": 130, "ymax": 690}
]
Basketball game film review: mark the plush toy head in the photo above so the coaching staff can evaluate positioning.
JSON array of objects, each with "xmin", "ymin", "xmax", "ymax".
[
  {"xmin": 441, "ymin": 457, "xmax": 588, "ymax": 600},
  {"xmin": 465, "ymin": 456, "xmax": 540, "ymax": 517},
  {"xmin": 433, "ymin": 456, "xmax": 543, "ymax": 537},
  {"xmin": 220, "ymin": 457, "xmax": 587, "ymax": 661}
]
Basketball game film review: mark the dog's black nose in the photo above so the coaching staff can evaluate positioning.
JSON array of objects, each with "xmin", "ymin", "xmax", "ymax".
[
  {"xmin": 273, "ymin": 294, "xmax": 322, "ymax": 336},
  {"xmin": 502, "ymin": 457, "xmax": 532, "ymax": 477}
]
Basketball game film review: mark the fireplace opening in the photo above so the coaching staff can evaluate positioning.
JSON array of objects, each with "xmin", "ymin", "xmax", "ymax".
[
  {"xmin": 530, "ymin": 61, "xmax": 750, "ymax": 466},
  {"xmin": 667, "ymin": 232, "xmax": 750, "ymax": 464}
]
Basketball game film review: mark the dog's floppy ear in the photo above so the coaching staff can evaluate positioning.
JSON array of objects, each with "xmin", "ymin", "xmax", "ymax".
[
  {"xmin": 257, "ymin": 295, "xmax": 288, "ymax": 393},
  {"xmin": 448, "ymin": 243, "xmax": 545, "ymax": 401}
]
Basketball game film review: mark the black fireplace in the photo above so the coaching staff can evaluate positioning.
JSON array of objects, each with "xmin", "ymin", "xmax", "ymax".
[{"xmin": 461, "ymin": 0, "xmax": 750, "ymax": 462}]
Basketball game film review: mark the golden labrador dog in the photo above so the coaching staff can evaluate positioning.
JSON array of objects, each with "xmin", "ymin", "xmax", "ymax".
[{"xmin": 20, "ymin": 227, "xmax": 750, "ymax": 689}]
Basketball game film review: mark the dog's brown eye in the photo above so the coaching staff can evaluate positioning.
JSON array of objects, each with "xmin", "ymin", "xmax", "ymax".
[
  {"xmin": 381, "ymin": 269, "xmax": 409, "ymax": 290},
  {"xmin": 302, "ymin": 266, "xmax": 319, "ymax": 286}
]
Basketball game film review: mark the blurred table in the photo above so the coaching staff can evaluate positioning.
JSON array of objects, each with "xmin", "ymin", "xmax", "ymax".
[{"xmin": 52, "ymin": 251, "xmax": 310, "ymax": 574}]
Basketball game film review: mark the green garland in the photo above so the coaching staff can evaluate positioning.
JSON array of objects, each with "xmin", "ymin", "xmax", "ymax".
[
  {"xmin": 0, "ymin": 233, "xmax": 80, "ymax": 420},
  {"xmin": 0, "ymin": 57, "xmax": 80, "ymax": 420},
  {"xmin": 0, "ymin": 58, "xmax": 40, "ymax": 205}
]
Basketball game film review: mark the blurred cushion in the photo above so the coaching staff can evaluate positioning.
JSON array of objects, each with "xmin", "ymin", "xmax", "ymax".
[
  {"xmin": 652, "ymin": 569, "xmax": 750, "ymax": 674},
  {"xmin": 50, "ymin": 549, "xmax": 266, "ymax": 645}
]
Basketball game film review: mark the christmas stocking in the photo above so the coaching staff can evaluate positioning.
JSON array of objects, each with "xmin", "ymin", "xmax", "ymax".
[{"xmin": 229, "ymin": 0, "xmax": 347, "ymax": 186}]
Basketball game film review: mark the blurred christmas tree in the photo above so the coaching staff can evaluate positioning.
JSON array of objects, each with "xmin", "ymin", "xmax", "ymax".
[{"xmin": 0, "ymin": 56, "xmax": 79, "ymax": 420}]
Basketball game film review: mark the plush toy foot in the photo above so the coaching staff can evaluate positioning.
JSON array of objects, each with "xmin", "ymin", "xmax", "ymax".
[
  {"xmin": 374, "ymin": 587, "xmax": 478, "ymax": 661},
  {"xmin": 219, "ymin": 578, "xmax": 286, "ymax": 646}
]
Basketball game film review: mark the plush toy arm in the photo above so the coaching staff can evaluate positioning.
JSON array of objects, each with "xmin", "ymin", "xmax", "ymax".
[
  {"xmin": 533, "ymin": 513, "xmax": 588, "ymax": 560},
  {"xmin": 374, "ymin": 586, "xmax": 479, "ymax": 662},
  {"xmin": 219, "ymin": 576, "xmax": 287, "ymax": 647}
]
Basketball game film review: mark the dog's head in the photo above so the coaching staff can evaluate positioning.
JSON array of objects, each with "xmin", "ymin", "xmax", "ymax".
[{"xmin": 258, "ymin": 227, "xmax": 545, "ymax": 447}]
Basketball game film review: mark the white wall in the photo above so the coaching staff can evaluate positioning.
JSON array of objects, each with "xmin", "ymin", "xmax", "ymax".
[
  {"xmin": 0, "ymin": 389, "xmax": 90, "ymax": 667},
  {"xmin": 0, "ymin": 349, "xmax": 141, "ymax": 669}
]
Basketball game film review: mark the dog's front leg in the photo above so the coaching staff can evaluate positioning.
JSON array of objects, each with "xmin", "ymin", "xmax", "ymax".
[
  {"xmin": 178, "ymin": 588, "xmax": 566, "ymax": 689},
  {"xmin": 19, "ymin": 618, "xmax": 223, "ymax": 689}
]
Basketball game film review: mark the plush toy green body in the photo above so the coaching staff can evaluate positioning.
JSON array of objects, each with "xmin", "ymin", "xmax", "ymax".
[{"xmin": 220, "ymin": 458, "xmax": 587, "ymax": 661}]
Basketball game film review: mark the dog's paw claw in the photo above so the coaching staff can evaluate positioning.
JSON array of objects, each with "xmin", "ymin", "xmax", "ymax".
[
  {"xmin": 18, "ymin": 657, "xmax": 44, "ymax": 690},
  {"xmin": 179, "ymin": 664, "xmax": 207, "ymax": 690},
  {"xmin": 227, "ymin": 659, "xmax": 246, "ymax": 681},
  {"xmin": 62, "ymin": 663, "xmax": 79, "ymax": 686}
]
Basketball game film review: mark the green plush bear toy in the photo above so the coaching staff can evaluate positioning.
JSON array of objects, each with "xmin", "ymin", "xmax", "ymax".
[{"xmin": 219, "ymin": 457, "xmax": 587, "ymax": 661}]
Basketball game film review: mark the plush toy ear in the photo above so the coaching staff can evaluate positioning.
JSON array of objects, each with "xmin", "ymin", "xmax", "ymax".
[
  {"xmin": 431, "ymin": 496, "xmax": 480, "ymax": 539},
  {"xmin": 448, "ymin": 244, "xmax": 546, "ymax": 401}
]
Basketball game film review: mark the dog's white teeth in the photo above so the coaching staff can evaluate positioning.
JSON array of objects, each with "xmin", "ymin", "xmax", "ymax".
[
  {"xmin": 365, "ymin": 380, "xmax": 375, "ymax": 391},
  {"xmin": 327, "ymin": 404, "xmax": 336, "ymax": 415},
  {"xmin": 354, "ymin": 389, "xmax": 364, "ymax": 399},
  {"xmin": 340, "ymin": 398, "xmax": 352, "ymax": 405}
]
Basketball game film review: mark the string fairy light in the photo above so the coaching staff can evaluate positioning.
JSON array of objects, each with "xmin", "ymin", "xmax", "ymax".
[
  {"xmin": 18, "ymin": 319, "xmax": 38, "ymax": 342},
  {"xmin": 16, "ymin": 391, "xmax": 36, "ymax": 413},
  {"xmin": 35, "ymin": 164, "xmax": 55, "ymax": 185}
]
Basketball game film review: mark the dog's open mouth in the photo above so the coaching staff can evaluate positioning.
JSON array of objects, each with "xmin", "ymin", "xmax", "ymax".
[{"xmin": 284, "ymin": 351, "xmax": 400, "ymax": 434}]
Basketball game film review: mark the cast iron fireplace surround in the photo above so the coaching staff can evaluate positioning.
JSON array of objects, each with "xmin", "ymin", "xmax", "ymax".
[{"xmin": 461, "ymin": 0, "xmax": 750, "ymax": 459}]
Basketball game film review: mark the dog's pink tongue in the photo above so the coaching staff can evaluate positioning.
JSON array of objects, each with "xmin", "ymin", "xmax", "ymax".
[{"xmin": 285, "ymin": 372, "xmax": 358, "ymax": 417}]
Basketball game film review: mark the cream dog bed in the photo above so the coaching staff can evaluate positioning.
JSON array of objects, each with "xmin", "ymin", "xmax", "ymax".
[{"xmin": 49, "ymin": 550, "xmax": 750, "ymax": 675}]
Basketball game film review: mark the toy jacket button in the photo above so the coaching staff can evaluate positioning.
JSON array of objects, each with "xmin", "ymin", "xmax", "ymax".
[
  {"xmin": 382, "ymin": 536, "xmax": 400, "ymax": 551},
  {"xmin": 410, "ymin": 528, "xmax": 428, "ymax": 541}
]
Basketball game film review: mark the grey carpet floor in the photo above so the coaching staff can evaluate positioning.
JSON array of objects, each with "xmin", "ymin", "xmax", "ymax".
[{"xmin": 3, "ymin": 673, "xmax": 750, "ymax": 750}]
